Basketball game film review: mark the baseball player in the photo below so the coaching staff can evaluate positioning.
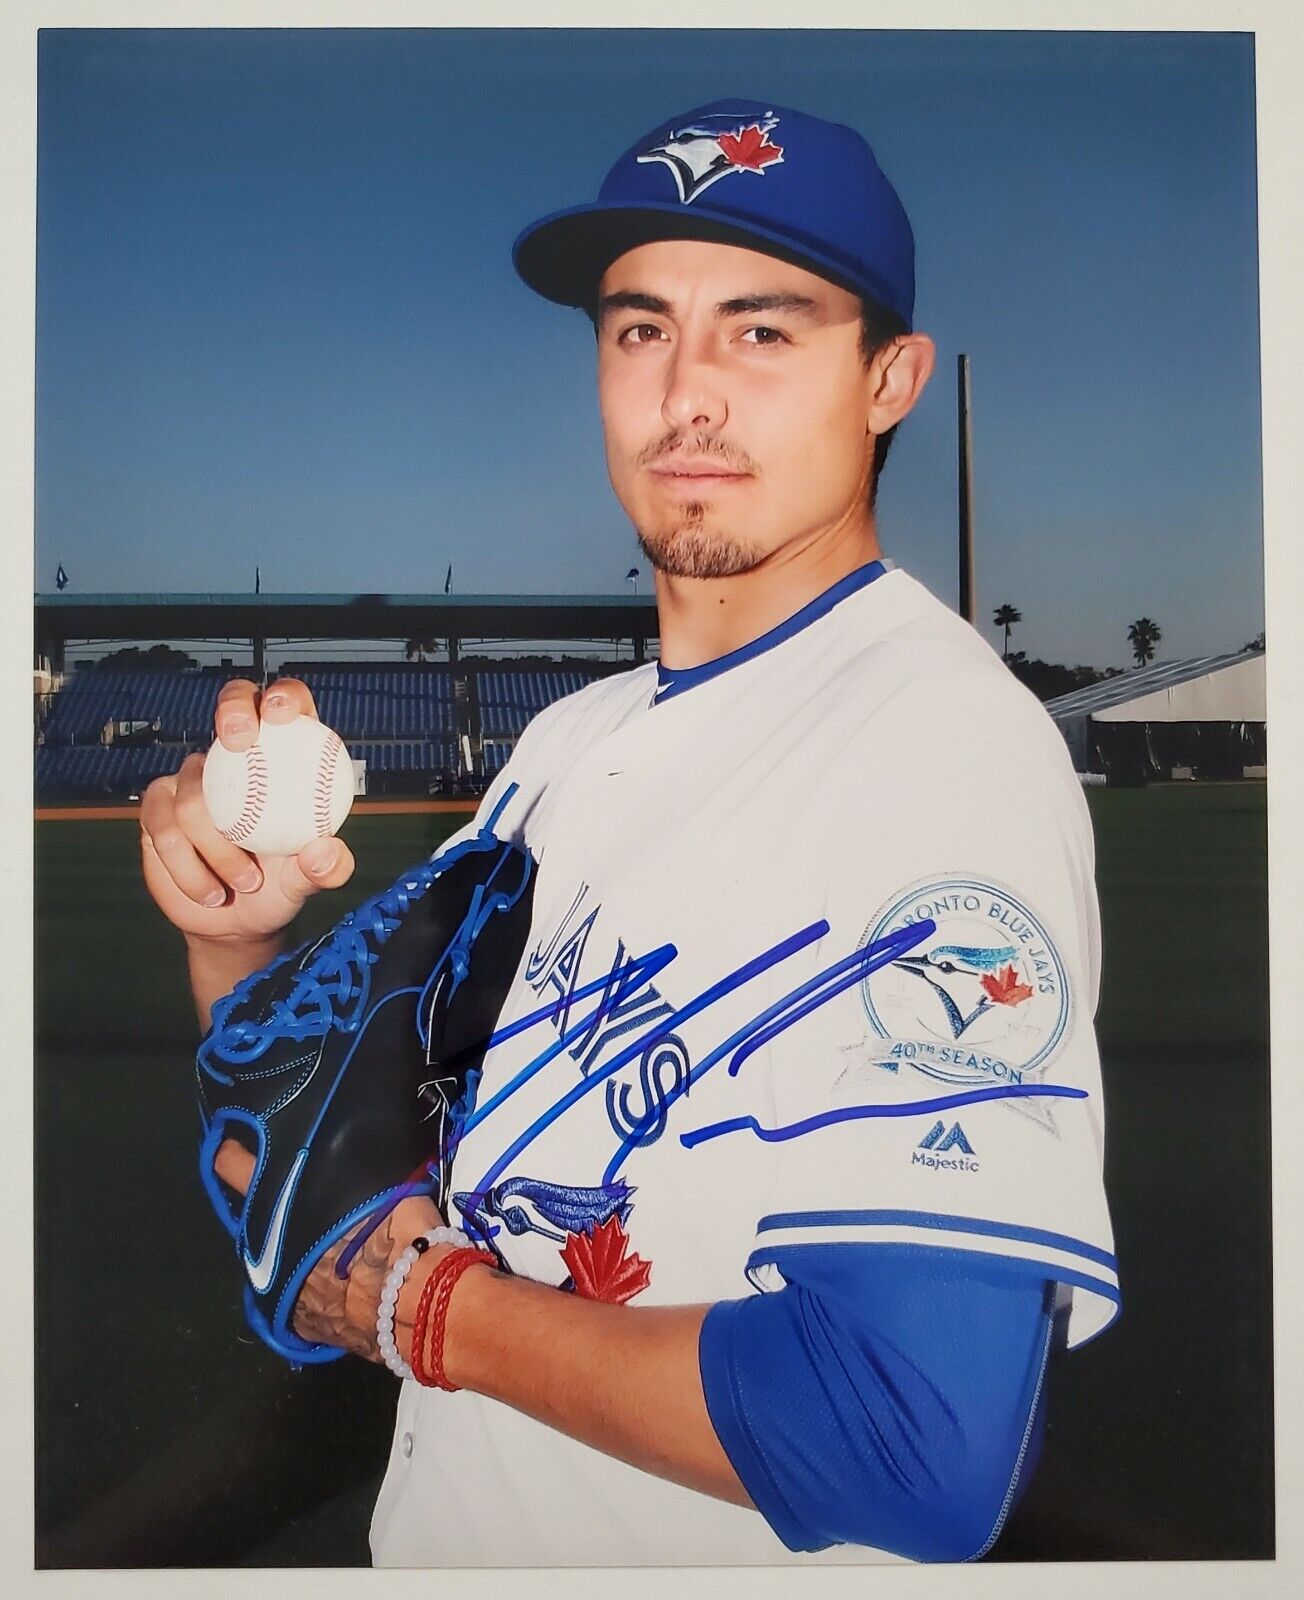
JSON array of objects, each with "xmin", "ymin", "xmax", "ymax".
[{"xmin": 144, "ymin": 99, "xmax": 1118, "ymax": 1567}]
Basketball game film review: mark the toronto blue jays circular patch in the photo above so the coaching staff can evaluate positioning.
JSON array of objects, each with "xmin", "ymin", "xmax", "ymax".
[{"xmin": 857, "ymin": 877, "xmax": 1074, "ymax": 1127}]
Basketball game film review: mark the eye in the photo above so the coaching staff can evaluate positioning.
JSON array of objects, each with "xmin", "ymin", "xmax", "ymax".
[
  {"xmin": 617, "ymin": 323, "xmax": 667, "ymax": 346},
  {"xmin": 740, "ymin": 325, "xmax": 789, "ymax": 346}
]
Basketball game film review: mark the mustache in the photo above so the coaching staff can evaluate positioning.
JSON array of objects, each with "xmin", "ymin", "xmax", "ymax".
[{"xmin": 637, "ymin": 434, "xmax": 757, "ymax": 474}]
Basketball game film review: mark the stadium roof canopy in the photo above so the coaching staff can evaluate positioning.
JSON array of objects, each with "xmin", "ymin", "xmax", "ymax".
[
  {"xmin": 35, "ymin": 592, "xmax": 658, "ymax": 609},
  {"xmin": 1044, "ymin": 648, "xmax": 1265, "ymax": 723},
  {"xmin": 35, "ymin": 591, "xmax": 659, "ymax": 645}
]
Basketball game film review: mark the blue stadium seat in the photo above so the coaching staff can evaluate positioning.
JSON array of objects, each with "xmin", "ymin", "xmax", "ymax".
[
  {"xmin": 41, "ymin": 668, "xmax": 247, "ymax": 745},
  {"xmin": 474, "ymin": 666, "xmax": 602, "ymax": 738},
  {"xmin": 293, "ymin": 667, "xmax": 456, "ymax": 739},
  {"xmin": 36, "ymin": 661, "xmax": 608, "ymax": 799}
]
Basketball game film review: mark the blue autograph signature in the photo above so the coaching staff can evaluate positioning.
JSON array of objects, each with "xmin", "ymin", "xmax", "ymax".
[
  {"xmin": 455, "ymin": 916, "xmax": 854, "ymax": 1220},
  {"xmin": 679, "ymin": 1082, "xmax": 1087, "ymax": 1149},
  {"xmin": 338, "ymin": 909, "xmax": 1086, "ymax": 1274}
]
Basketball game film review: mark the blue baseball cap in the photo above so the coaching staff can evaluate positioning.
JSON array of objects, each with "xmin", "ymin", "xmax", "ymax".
[{"xmin": 512, "ymin": 99, "xmax": 915, "ymax": 329}]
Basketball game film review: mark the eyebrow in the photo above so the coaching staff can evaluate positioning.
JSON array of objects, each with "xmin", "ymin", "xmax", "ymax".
[{"xmin": 597, "ymin": 290, "xmax": 825, "ymax": 325}]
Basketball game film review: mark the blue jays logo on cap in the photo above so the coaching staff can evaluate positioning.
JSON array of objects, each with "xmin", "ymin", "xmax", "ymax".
[
  {"xmin": 511, "ymin": 96, "xmax": 917, "ymax": 328},
  {"xmin": 637, "ymin": 111, "xmax": 785, "ymax": 205}
]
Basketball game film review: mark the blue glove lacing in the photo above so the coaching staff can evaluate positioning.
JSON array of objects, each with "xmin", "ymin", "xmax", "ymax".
[{"xmin": 200, "ymin": 786, "xmax": 520, "ymax": 1077}]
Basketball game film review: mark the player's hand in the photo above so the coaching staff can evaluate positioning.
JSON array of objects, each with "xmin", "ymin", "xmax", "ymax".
[
  {"xmin": 139, "ymin": 676, "xmax": 356, "ymax": 944},
  {"xmin": 212, "ymin": 1139, "xmax": 445, "ymax": 1362}
]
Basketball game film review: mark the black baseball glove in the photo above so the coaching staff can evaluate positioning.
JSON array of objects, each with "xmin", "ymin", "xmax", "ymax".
[{"xmin": 195, "ymin": 824, "xmax": 534, "ymax": 1364}]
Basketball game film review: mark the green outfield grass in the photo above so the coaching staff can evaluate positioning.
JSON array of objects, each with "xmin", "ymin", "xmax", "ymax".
[
  {"xmin": 34, "ymin": 784, "xmax": 1272, "ymax": 1565},
  {"xmin": 1002, "ymin": 782, "xmax": 1272, "ymax": 1562}
]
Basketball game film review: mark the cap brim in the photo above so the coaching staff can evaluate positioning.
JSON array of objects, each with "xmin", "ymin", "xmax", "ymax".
[{"xmin": 512, "ymin": 200, "xmax": 890, "ymax": 319}]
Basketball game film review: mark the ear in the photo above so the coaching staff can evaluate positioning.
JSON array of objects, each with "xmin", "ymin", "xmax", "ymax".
[{"xmin": 865, "ymin": 333, "xmax": 936, "ymax": 436}]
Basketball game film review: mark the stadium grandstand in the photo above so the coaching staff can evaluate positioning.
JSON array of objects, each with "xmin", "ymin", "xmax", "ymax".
[{"xmin": 34, "ymin": 591, "xmax": 658, "ymax": 803}]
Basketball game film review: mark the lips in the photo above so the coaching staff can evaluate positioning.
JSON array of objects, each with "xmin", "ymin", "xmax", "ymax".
[{"xmin": 648, "ymin": 461, "xmax": 748, "ymax": 480}]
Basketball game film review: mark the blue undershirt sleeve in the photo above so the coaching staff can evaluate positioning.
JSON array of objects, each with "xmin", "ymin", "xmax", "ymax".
[{"xmin": 698, "ymin": 1249, "xmax": 1056, "ymax": 1562}]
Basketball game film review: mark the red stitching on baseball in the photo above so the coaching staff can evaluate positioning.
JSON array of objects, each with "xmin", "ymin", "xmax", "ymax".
[
  {"xmin": 314, "ymin": 731, "xmax": 343, "ymax": 837},
  {"xmin": 226, "ymin": 744, "xmax": 269, "ymax": 843}
]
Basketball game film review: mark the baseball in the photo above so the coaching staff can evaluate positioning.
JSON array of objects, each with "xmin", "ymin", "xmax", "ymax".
[{"xmin": 202, "ymin": 714, "xmax": 355, "ymax": 858}]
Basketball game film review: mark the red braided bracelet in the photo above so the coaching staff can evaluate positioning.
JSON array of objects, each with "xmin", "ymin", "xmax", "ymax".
[
  {"xmin": 423, "ymin": 1247, "xmax": 495, "ymax": 1392},
  {"xmin": 407, "ymin": 1247, "xmax": 445, "ymax": 1387}
]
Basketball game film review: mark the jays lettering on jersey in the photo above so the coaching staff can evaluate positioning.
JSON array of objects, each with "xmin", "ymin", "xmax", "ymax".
[{"xmin": 370, "ymin": 561, "xmax": 1118, "ymax": 1567}]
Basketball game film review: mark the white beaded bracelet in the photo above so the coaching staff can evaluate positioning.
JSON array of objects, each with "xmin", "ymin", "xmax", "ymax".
[{"xmin": 377, "ymin": 1225, "xmax": 472, "ymax": 1380}]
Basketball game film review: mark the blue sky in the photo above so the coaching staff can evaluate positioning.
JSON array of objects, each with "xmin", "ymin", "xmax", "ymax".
[{"xmin": 34, "ymin": 27, "xmax": 1262, "ymax": 670}]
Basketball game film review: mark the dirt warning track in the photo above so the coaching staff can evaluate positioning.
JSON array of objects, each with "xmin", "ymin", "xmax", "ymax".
[{"xmin": 35, "ymin": 798, "xmax": 480, "ymax": 822}]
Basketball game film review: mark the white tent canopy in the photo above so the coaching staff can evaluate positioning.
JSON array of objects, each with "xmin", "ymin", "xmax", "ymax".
[
  {"xmin": 1092, "ymin": 653, "xmax": 1265, "ymax": 722},
  {"xmin": 1044, "ymin": 648, "xmax": 1266, "ymax": 776}
]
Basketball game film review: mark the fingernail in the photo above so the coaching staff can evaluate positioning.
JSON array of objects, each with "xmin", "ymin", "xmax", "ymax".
[
  {"xmin": 233, "ymin": 869, "xmax": 261, "ymax": 893},
  {"xmin": 302, "ymin": 840, "xmax": 339, "ymax": 875},
  {"xmin": 264, "ymin": 692, "xmax": 288, "ymax": 712},
  {"xmin": 203, "ymin": 888, "xmax": 227, "ymax": 907},
  {"xmin": 225, "ymin": 715, "xmax": 253, "ymax": 736}
]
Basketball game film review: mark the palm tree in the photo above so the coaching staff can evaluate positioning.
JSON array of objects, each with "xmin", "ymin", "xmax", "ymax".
[
  {"xmin": 405, "ymin": 636, "xmax": 439, "ymax": 662},
  {"xmin": 1126, "ymin": 617, "xmax": 1162, "ymax": 667},
  {"xmin": 992, "ymin": 603, "xmax": 1022, "ymax": 662}
]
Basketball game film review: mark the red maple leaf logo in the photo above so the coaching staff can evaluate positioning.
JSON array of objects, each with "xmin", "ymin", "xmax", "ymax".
[
  {"xmin": 560, "ymin": 1215, "xmax": 652, "ymax": 1305},
  {"xmin": 718, "ymin": 124, "xmax": 783, "ymax": 172},
  {"xmin": 981, "ymin": 964, "xmax": 1034, "ymax": 1007}
]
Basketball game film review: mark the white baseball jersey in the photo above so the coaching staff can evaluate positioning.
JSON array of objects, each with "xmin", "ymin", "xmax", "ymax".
[{"xmin": 369, "ymin": 560, "xmax": 1118, "ymax": 1567}]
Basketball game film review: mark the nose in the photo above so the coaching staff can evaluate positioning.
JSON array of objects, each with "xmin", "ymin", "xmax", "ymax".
[{"xmin": 660, "ymin": 331, "xmax": 727, "ymax": 434}]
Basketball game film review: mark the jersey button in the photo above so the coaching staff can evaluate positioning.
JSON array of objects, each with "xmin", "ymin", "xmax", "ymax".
[{"xmin": 401, "ymin": 1432, "xmax": 414, "ymax": 1459}]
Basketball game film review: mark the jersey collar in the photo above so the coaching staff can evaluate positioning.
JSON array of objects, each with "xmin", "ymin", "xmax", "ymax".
[{"xmin": 653, "ymin": 557, "xmax": 895, "ymax": 707}]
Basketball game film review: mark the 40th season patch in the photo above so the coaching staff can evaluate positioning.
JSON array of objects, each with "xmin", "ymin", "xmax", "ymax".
[{"xmin": 856, "ymin": 877, "xmax": 1073, "ymax": 1131}]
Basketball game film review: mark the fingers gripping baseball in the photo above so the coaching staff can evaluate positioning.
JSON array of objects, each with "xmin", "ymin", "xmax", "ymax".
[
  {"xmin": 203, "ymin": 683, "xmax": 354, "ymax": 858},
  {"xmin": 215, "ymin": 676, "xmax": 315, "ymax": 751},
  {"xmin": 139, "ymin": 676, "xmax": 355, "ymax": 940},
  {"xmin": 275, "ymin": 832, "xmax": 357, "ymax": 906}
]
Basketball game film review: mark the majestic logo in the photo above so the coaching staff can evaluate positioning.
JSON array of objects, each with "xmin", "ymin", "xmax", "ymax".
[
  {"xmin": 857, "ymin": 877, "xmax": 1073, "ymax": 1131},
  {"xmin": 917, "ymin": 1119, "xmax": 975, "ymax": 1154},
  {"xmin": 637, "ymin": 112, "xmax": 785, "ymax": 204},
  {"xmin": 913, "ymin": 1120, "xmax": 980, "ymax": 1174}
]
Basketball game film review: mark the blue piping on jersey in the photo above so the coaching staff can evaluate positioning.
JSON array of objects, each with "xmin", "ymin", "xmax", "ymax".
[
  {"xmin": 745, "ymin": 1243, "xmax": 1122, "ymax": 1348},
  {"xmin": 752, "ymin": 1207, "xmax": 1119, "ymax": 1274},
  {"xmin": 653, "ymin": 557, "xmax": 894, "ymax": 705}
]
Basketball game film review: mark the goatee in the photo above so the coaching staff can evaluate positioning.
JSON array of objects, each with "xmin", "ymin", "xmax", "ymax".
[{"xmin": 635, "ymin": 511, "xmax": 765, "ymax": 580}]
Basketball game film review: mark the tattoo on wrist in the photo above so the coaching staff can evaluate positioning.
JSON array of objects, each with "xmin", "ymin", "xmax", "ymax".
[{"xmin": 292, "ymin": 1207, "xmax": 415, "ymax": 1363}]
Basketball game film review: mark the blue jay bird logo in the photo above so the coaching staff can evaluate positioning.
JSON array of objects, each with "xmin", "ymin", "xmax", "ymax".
[
  {"xmin": 637, "ymin": 112, "xmax": 784, "ymax": 204},
  {"xmin": 892, "ymin": 941, "xmax": 1022, "ymax": 1040},
  {"xmin": 453, "ymin": 1175, "xmax": 634, "ymax": 1245}
]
